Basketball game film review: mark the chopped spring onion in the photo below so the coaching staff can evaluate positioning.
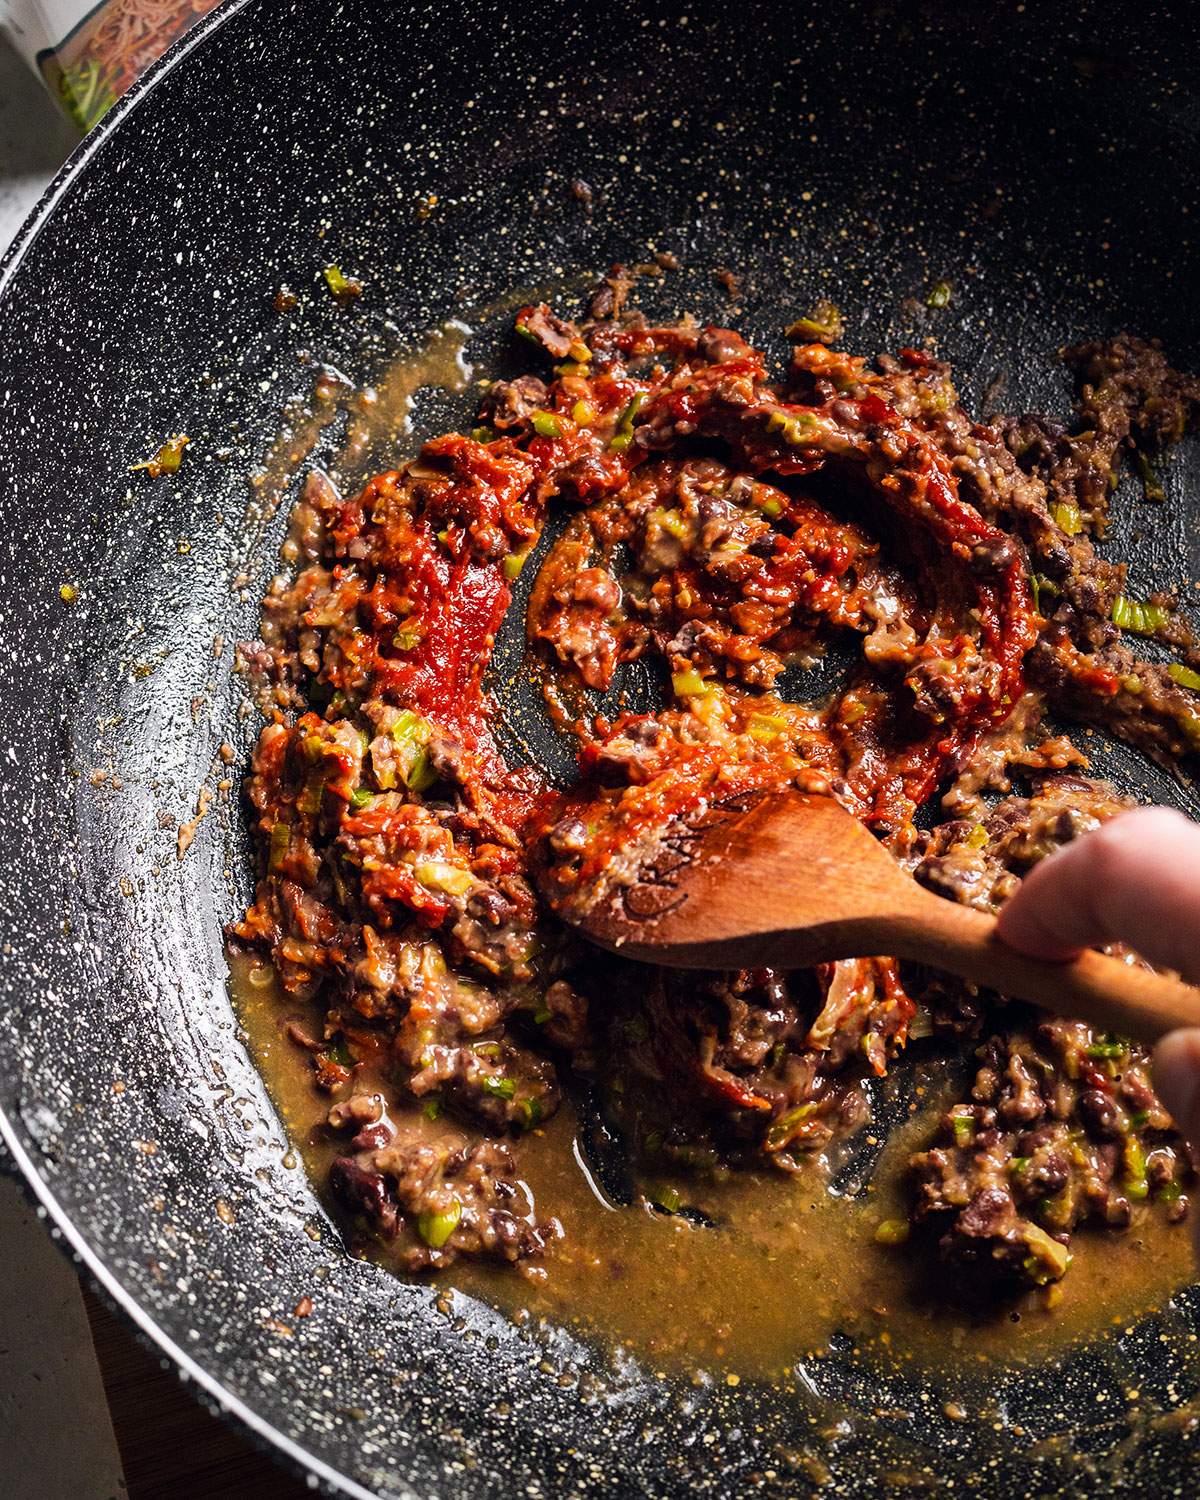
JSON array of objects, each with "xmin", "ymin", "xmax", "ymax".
[
  {"xmin": 533, "ymin": 1004, "xmax": 552, "ymax": 1025},
  {"xmin": 297, "ymin": 773, "xmax": 326, "ymax": 816},
  {"xmin": 322, "ymin": 264, "xmax": 363, "ymax": 300},
  {"xmin": 422, "ymin": 1098, "xmax": 442, "ymax": 1121},
  {"xmin": 1050, "ymin": 500, "xmax": 1083, "ymax": 535},
  {"xmin": 1129, "ymin": 1108, "xmax": 1150, "ymax": 1129},
  {"xmin": 1134, "ymin": 449, "xmax": 1165, "ymax": 503},
  {"xmin": 653, "ymin": 1184, "xmax": 683, "ymax": 1213},
  {"xmin": 471, "ymin": 425, "xmax": 496, "ymax": 443},
  {"xmin": 766, "ymin": 408, "xmax": 819, "ymax": 446},
  {"xmin": 391, "ymin": 710, "xmax": 436, "ymax": 791},
  {"xmin": 391, "ymin": 707, "xmax": 430, "ymax": 741},
  {"xmin": 531, "ymin": 410, "xmax": 563, "ymax": 439},
  {"xmin": 482, "ymin": 1075, "xmax": 516, "ymax": 1100},
  {"xmin": 1009, "ymin": 1156, "xmax": 1031, "ymax": 1174},
  {"xmin": 1085, "ymin": 1039, "xmax": 1126, "ymax": 1060},
  {"xmin": 1124, "ymin": 1137, "xmax": 1149, "ymax": 1199},
  {"xmin": 764, "ymin": 1102, "xmax": 818, "ymax": 1151},
  {"xmin": 650, "ymin": 507, "xmax": 689, "ymax": 542},
  {"xmin": 1029, "ymin": 574, "xmax": 1058, "ymax": 613},
  {"xmin": 405, "ymin": 751, "xmax": 436, "ymax": 793},
  {"xmin": 1111, "ymin": 595, "xmax": 1169, "ymax": 634},
  {"xmin": 326, "ymin": 1040, "xmax": 354, "ymax": 1068},
  {"xmin": 131, "ymin": 433, "xmax": 189, "ymax": 477},
  {"xmin": 517, "ymin": 1096, "xmax": 544, "ymax": 1130},
  {"xmin": 962, "ymin": 823, "xmax": 989, "ymax": 849},
  {"xmin": 415, "ymin": 861, "xmax": 474, "ymax": 896},
  {"xmin": 926, "ymin": 280, "xmax": 952, "ymax": 309},
  {"xmin": 268, "ymin": 821, "xmax": 291, "ymax": 871},
  {"xmin": 671, "ymin": 669, "xmax": 711, "ymax": 698},
  {"xmin": 609, "ymin": 392, "xmax": 648, "ymax": 452},
  {"xmin": 1021, "ymin": 1222, "xmax": 1072, "ymax": 1283},
  {"xmin": 417, "ymin": 1199, "xmax": 462, "ymax": 1249},
  {"xmin": 748, "ymin": 712, "xmax": 788, "ymax": 741},
  {"xmin": 503, "ymin": 550, "xmax": 530, "ymax": 581},
  {"xmin": 1168, "ymin": 662, "xmax": 1200, "ymax": 692},
  {"xmin": 785, "ymin": 299, "xmax": 844, "ymax": 344},
  {"xmin": 758, "ymin": 495, "xmax": 783, "ymax": 519},
  {"xmin": 572, "ymin": 399, "xmax": 595, "ymax": 426},
  {"xmin": 392, "ymin": 626, "xmax": 422, "ymax": 651},
  {"xmin": 874, "ymin": 1218, "xmax": 910, "ymax": 1246},
  {"xmin": 951, "ymin": 1113, "xmax": 974, "ymax": 1147}
]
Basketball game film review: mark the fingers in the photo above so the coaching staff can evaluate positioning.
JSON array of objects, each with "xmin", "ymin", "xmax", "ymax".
[
  {"xmin": 1153, "ymin": 1030, "xmax": 1200, "ymax": 1258},
  {"xmin": 995, "ymin": 807, "xmax": 1200, "ymax": 984},
  {"xmin": 1154, "ymin": 1030, "xmax": 1200, "ymax": 1138}
]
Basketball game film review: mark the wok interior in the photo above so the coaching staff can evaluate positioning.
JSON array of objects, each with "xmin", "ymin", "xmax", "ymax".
[{"xmin": 2, "ymin": 0, "xmax": 1200, "ymax": 1492}]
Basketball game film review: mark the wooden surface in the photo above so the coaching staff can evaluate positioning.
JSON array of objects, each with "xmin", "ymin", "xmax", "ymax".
[
  {"xmin": 83, "ymin": 1289, "xmax": 311, "ymax": 1499},
  {"xmin": 0, "ymin": 1174, "xmax": 127, "ymax": 1500}
]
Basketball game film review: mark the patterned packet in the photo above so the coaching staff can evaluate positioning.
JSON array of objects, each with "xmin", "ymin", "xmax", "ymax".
[{"xmin": 0, "ymin": 0, "xmax": 223, "ymax": 132}]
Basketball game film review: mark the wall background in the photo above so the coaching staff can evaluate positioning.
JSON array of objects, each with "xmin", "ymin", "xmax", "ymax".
[{"xmin": 0, "ymin": 29, "xmax": 76, "ymax": 246}]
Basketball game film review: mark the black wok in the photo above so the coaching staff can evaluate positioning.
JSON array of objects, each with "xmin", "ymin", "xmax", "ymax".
[{"xmin": 3, "ymin": 1, "xmax": 1200, "ymax": 1493}]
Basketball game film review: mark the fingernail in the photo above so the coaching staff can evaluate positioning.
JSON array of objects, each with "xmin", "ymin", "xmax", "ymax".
[{"xmin": 1153, "ymin": 1030, "xmax": 1200, "ymax": 1130}]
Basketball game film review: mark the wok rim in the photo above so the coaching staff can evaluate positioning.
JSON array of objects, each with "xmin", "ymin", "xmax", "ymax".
[
  {"xmin": 0, "ymin": 1112, "xmax": 374, "ymax": 1499},
  {"xmin": 3, "ymin": 5, "xmax": 1198, "ymax": 1493},
  {"xmin": 0, "ymin": 0, "xmax": 376, "ymax": 1492}
]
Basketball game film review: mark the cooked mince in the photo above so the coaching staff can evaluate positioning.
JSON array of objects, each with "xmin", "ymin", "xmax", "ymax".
[{"xmin": 231, "ymin": 275, "xmax": 1200, "ymax": 1305}]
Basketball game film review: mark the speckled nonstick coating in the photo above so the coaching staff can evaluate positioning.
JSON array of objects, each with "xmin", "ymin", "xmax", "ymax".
[{"xmin": 2, "ymin": 0, "xmax": 1200, "ymax": 1494}]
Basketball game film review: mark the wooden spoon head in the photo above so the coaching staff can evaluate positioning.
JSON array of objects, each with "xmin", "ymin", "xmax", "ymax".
[{"xmin": 541, "ymin": 787, "xmax": 913, "ymax": 970}]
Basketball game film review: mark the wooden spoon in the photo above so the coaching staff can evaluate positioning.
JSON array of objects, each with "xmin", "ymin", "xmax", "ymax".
[{"xmin": 551, "ymin": 787, "xmax": 1200, "ymax": 1045}]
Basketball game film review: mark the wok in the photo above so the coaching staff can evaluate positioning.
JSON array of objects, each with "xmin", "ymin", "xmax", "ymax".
[{"xmin": 2, "ymin": 0, "xmax": 1200, "ymax": 1493}]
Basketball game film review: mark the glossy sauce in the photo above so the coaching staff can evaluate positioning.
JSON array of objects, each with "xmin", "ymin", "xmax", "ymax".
[
  {"xmin": 247, "ymin": 318, "xmax": 474, "ymax": 521},
  {"xmin": 232, "ymin": 949, "xmax": 1194, "ymax": 1382},
  {"xmin": 229, "ymin": 324, "xmax": 1197, "ymax": 1386}
]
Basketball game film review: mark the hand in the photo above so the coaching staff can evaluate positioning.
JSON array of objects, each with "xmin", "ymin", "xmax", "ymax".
[{"xmin": 997, "ymin": 806, "xmax": 1200, "ymax": 1239}]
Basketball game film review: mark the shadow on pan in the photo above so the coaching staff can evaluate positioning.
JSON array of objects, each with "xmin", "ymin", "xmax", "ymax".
[{"xmin": 2, "ymin": 0, "xmax": 1200, "ymax": 1494}]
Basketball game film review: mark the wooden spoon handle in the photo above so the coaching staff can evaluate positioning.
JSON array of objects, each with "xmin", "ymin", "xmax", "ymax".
[{"xmin": 888, "ymin": 889, "xmax": 1200, "ymax": 1045}]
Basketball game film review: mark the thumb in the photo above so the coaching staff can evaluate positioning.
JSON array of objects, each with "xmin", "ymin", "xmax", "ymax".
[
  {"xmin": 1154, "ymin": 1030, "xmax": 1200, "ymax": 1162},
  {"xmin": 996, "ymin": 806, "xmax": 1200, "ymax": 983}
]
